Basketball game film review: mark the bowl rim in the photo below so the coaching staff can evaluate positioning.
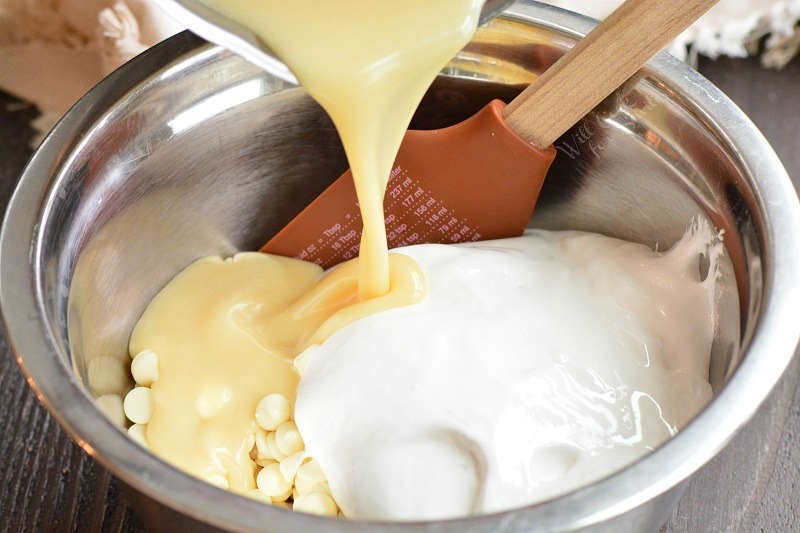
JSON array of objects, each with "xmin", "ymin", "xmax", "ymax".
[{"xmin": 2, "ymin": 1, "xmax": 799, "ymax": 530}]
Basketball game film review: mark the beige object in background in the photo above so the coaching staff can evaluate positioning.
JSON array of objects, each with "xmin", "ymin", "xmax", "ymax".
[
  {"xmin": 0, "ymin": 0, "xmax": 182, "ymax": 143},
  {"xmin": 545, "ymin": 0, "xmax": 800, "ymax": 68}
]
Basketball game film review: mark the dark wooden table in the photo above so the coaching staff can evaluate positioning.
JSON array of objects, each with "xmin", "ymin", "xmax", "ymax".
[{"xmin": 1, "ymin": 55, "xmax": 798, "ymax": 532}]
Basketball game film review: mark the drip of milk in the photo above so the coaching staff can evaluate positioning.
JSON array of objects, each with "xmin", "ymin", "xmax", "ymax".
[{"xmin": 294, "ymin": 222, "xmax": 723, "ymax": 519}]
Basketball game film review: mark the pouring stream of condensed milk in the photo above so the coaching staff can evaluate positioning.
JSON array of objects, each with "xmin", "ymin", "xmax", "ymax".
[
  {"xmin": 134, "ymin": 0, "xmax": 719, "ymax": 505},
  {"xmin": 201, "ymin": 0, "xmax": 487, "ymax": 299}
]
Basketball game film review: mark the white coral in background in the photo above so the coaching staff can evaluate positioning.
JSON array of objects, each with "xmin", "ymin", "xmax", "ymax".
[
  {"xmin": 0, "ymin": 0, "xmax": 182, "ymax": 144},
  {"xmin": 545, "ymin": 0, "xmax": 800, "ymax": 68}
]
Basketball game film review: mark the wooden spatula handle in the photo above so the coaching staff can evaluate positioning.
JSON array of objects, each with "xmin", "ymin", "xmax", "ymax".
[{"xmin": 503, "ymin": 0, "xmax": 718, "ymax": 149}]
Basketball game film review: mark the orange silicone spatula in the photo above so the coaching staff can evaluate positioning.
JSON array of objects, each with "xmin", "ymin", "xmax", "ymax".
[{"xmin": 263, "ymin": 0, "xmax": 718, "ymax": 267}]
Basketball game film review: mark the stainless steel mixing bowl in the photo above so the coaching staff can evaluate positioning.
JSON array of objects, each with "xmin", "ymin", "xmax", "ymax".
[{"xmin": 2, "ymin": 2, "xmax": 799, "ymax": 531}]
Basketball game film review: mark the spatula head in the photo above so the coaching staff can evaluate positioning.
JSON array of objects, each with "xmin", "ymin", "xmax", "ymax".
[{"xmin": 262, "ymin": 100, "xmax": 556, "ymax": 267}]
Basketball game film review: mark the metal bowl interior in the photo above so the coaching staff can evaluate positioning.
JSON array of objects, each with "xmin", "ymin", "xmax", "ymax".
[{"xmin": 1, "ymin": 2, "xmax": 799, "ymax": 532}]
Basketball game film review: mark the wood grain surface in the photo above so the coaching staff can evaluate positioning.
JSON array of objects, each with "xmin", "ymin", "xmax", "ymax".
[{"xmin": 0, "ymin": 54, "xmax": 798, "ymax": 532}]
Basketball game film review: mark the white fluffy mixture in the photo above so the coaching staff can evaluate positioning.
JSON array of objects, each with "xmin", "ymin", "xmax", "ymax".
[{"xmin": 295, "ymin": 223, "xmax": 726, "ymax": 520}]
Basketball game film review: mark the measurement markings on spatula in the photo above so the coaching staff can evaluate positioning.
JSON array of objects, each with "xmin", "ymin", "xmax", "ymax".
[{"xmin": 296, "ymin": 166, "xmax": 483, "ymax": 266}]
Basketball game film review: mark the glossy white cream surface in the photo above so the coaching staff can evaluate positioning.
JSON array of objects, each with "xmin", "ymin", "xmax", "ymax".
[{"xmin": 295, "ymin": 226, "xmax": 722, "ymax": 519}]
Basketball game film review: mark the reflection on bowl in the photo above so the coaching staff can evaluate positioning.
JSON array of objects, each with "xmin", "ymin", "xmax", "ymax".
[{"xmin": 1, "ymin": 2, "xmax": 799, "ymax": 532}]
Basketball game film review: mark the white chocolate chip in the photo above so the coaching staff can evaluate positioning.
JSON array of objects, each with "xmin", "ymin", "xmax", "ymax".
[
  {"xmin": 123, "ymin": 386, "xmax": 153, "ymax": 424},
  {"xmin": 266, "ymin": 431, "xmax": 287, "ymax": 461},
  {"xmin": 256, "ymin": 457, "xmax": 277, "ymax": 468},
  {"xmin": 255, "ymin": 393, "xmax": 290, "ymax": 431},
  {"xmin": 275, "ymin": 421, "xmax": 304, "ymax": 456},
  {"xmin": 205, "ymin": 472, "xmax": 229, "ymax": 490},
  {"xmin": 242, "ymin": 430, "xmax": 256, "ymax": 456},
  {"xmin": 279, "ymin": 451, "xmax": 306, "ymax": 483},
  {"xmin": 293, "ymin": 345, "xmax": 317, "ymax": 376},
  {"xmin": 310, "ymin": 481, "xmax": 332, "ymax": 497},
  {"xmin": 131, "ymin": 349, "xmax": 159, "ymax": 386},
  {"xmin": 87, "ymin": 356, "xmax": 128, "ymax": 396},
  {"xmin": 256, "ymin": 463, "xmax": 291, "ymax": 497},
  {"xmin": 243, "ymin": 489, "xmax": 271, "ymax": 504},
  {"xmin": 296, "ymin": 479, "xmax": 332, "ymax": 498},
  {"xmin": 127, "ymin": 424, "xmax": 149, "ymax": 448},
  {"xmin": 297, "ymin": 459, "xmax": 325, "ymax": 480},
  {"xmin": 195, "ymin": 385, "xmax": 232, "ymax": 419},
  {"xmin": 95, "ymin": 394, "xmax": 125, "ymax": 427},
  {"xmin": 255, "ymin": 428, "xmax": 272, "ymax": 461},
  {"xmin": 295, "ymin": 460, "xmax": 327, "ymax": 495},
  {"xmin": 271, "ymin": 485, "xmax": 293, "ymax": 503},
  {"xmin": 293, "ymin": 492, "xmax": 338, "ymax": 516}
]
